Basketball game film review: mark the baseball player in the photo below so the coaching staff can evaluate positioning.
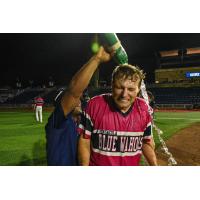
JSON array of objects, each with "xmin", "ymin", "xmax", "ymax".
[
  {"xmin": 78, "ymin": 64, "xmax": 158, "ymax": 166},
  {"xmin": 34, "ymin": 95, "xmax": 44, "ymax": 123}
]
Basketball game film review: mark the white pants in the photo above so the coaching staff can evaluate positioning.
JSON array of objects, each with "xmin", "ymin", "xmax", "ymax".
[{"xmin": 36, "ymin": 106, "xmax": 43, "ymax": 123}]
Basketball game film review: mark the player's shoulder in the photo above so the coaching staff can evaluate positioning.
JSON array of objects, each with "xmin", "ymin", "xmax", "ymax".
[
  {"xmin": 89, "ymin": 93, "xmax": 111, "ymax": 104},
  {"xmin": 136, "ymin": 97, "xmax": 149, "ymax": 111}
]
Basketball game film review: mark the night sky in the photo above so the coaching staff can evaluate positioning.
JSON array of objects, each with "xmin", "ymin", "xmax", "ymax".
[{"xmin": 1, "ymin": 33, "xmax": 200, "ymax": 87}]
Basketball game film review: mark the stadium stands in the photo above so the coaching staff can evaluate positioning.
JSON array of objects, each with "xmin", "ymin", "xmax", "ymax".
[
  {"xmin": 1, "ymin": 85, "xmax": 200, "ymax": 110},
  {"xmin": 148, "ymin": 87, "xmax": 200, "ymax": 109},
  {"xmin": 3, "ymin": 88, "xmax": 45, "ymax": 104}
]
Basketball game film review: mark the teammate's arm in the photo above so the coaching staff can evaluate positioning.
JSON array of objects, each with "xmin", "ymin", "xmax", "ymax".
[
  {"xmin": 78, "ymin": 134, "xmax": 91, "ymax": 166},
  {"xmin": 142, "ymin": 139, "xmax": 158, "ymax": 166},
  {"xmin": 61, "ymin": 46, "xmax": 111, "ymax": 117}
]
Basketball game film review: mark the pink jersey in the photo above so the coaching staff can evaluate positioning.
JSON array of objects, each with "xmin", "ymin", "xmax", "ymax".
[
  {"xmin": 35, "ymin": 97, "xmax": 44, "ymax": 106},
  {"xmin": 78, "ymin": 94, "xmax": 152, "ymax": 166}
]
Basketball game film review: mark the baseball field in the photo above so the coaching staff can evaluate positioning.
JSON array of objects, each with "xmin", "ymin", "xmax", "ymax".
[{"xmin": 0, "ymin": 109, "xmax": 200, "ymax": 166}]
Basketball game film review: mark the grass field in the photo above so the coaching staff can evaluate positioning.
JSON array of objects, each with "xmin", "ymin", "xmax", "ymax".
[
  {"xmin": 0, "ymin": 111, "xmax": 50, "ymax": 166},
  {"xmin": 153, "ymin": 111, "xmax": 200, "ymax": 146},
  {"xmin": 0, "ymin": 110, "xmax": 200, "ymax": 166}
]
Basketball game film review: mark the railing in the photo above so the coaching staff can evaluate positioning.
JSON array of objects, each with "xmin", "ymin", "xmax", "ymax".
[
  {"xmin": 147, "ymin": 83, "xmax": 200, "ymax": 88},
  {"xmin": 156, "ymin": 104, "xmax": 193, "ymax": 109}
]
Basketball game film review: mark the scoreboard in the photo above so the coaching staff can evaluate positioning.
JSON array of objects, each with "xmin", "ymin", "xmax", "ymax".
[{"xmin": 186, "ymin": 72, "xmax": 200, "ymax": 78}]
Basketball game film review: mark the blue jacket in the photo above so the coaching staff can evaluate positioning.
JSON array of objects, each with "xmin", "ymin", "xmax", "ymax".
[{"xmin": 45, "ymin": 104, "xmax": 78, "ymax": 166}]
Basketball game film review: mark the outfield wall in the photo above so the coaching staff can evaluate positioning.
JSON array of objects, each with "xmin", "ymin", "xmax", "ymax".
[{"xmin": 156, "ymin": 104, "xmax": 194, "ymax": 110}]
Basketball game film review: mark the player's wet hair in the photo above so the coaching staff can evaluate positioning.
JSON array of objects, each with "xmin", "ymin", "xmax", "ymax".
[{"xmin": 111, "ymin": 64, "xmax": 145, "ymax": 88}]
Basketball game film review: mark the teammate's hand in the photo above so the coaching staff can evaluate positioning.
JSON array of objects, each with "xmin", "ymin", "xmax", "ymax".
[{"xmin": 94, "ymin": 46, "xmax": 111, "ymax": 63}]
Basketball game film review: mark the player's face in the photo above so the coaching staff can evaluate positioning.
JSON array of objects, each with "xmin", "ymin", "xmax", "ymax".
[{"xmin": 112, "ymin": 75, "xmax": 140, "ymax": 113}]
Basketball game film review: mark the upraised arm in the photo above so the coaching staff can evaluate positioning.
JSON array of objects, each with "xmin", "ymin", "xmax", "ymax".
[{"xmin": 61, "ymin": 46, "xmax": 111, "ymax": 116}]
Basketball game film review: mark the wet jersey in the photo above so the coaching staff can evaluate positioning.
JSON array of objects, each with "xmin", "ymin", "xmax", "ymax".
[{"xmin": 78, "ymin": 94, "xmax": 152, "ymax": 166}]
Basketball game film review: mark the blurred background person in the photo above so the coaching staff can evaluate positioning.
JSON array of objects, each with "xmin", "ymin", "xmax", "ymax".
[{"xmin": 34, "ymin": 95, "xmax": 44, "ymax": 123}]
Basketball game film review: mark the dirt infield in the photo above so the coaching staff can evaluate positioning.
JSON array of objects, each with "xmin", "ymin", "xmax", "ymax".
[{"xmin": 156, "ymin": 122, "xmax": 200, "ymax": 166}]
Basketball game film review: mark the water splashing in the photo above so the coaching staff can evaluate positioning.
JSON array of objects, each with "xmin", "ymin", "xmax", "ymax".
[{"xmin": 140, "ymin": 80, "xmax": 177, "ymax": 166}]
